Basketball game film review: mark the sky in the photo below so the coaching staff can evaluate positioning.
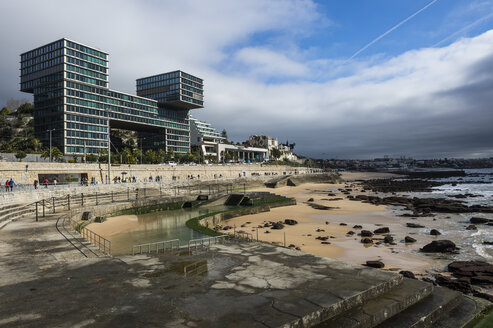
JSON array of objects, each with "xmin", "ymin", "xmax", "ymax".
[{"xmin": 1, "ymin": 0, "xmax": 493, "ymax": 159}]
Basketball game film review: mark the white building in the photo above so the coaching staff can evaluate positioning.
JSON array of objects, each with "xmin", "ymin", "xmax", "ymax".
[{"xmin": 190, "ymin": 116, "xmax": 225, "ymax": 162}]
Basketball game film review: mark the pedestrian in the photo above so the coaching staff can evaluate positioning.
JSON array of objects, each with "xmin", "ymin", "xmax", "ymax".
[
  {"xmin": 9, "ymin": 178, "xmax": 14, "ymax": 191},
  {"xmin": 34, "ymin": 179, "xmax": 38, "ymax": 190},
  {"xmin": 53, "ymin": 178, "xmax": 57, "ymax": 187},
  {"xmin": 5, "ymin": 179, "xmax": 9, "ymax": 192},
  {"xmin": 44, "ymin": 178, "xmax": 49, "ymax": 188}
]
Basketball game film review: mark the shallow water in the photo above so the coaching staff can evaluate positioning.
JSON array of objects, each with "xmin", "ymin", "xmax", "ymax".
[{"xmin": 99, "ymin": 204, "xmax": 235, "ymax": 255}]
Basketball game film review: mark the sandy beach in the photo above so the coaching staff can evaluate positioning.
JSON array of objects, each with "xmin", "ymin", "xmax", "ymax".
[{"xmin": 219, "ymin": 172, "xmax": 437, "ymax": 274}]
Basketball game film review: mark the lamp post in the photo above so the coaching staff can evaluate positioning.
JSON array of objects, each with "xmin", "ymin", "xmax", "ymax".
[{"xmin": 47, "ymin": 129, "xmax": 55, "ymax": 162}]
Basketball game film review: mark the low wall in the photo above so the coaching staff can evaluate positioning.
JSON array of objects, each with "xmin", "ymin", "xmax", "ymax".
[{"xmin": 0, "ymin": 162, "xmax": 319, "ymax": 185}]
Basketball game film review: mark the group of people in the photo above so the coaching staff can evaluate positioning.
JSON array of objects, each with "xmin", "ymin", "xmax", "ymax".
[
  {"xmin": 4, "ymin": 178, "xmax": 15, "ymax": 192},
  {"xmin": 113, "ymin": 176, "xmax": 137, "ymax": 184},
  {"xmin": 33, "ymin": 178, "xmax": 56, "ymax": 189}
]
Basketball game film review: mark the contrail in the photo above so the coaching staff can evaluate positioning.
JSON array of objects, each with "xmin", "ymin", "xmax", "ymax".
[
  {"xmin": 433, "ymin": 11, "xmax": 493, "ymax": 47},
  {"xmin": 346, "ymin": 0, "xmax": 440, "ymax": 62}
]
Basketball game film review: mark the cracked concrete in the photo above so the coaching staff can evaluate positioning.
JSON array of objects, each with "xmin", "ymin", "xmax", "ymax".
[{"xmin": 0, "ymin": 214, "xmax": 403, "ymax": 328}]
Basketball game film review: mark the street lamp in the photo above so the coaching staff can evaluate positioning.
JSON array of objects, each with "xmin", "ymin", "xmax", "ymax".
[{"xmin": 47, "ymin": 129, "xmax": 55, "ymax": 162}]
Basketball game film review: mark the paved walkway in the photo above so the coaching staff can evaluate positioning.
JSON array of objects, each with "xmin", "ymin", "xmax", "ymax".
[{"xmin": 0, "ymin": 212, "xmax": 402, "ymax": 328}]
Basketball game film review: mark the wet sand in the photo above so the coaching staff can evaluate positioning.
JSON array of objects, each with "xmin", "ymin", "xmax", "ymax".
[{"xmin": 220, "ymin": 174, "xmax": 435, "ymax": 274}]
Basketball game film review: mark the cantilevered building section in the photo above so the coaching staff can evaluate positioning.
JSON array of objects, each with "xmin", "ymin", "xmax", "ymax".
[
  {"xmin": 20, "ymin": 38, "xmax": 202, "ymax": 156},
  {"xmin": 190, "ymin": 116, "xmax": 225, "ymax": 161}
]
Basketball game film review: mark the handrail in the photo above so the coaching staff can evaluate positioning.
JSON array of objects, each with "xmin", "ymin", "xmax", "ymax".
[
  {"xmin": 132, "ymin": 239, "xmax": 180, "ymax": 255},
  {"xmin": 188, "ymin": 235, "xmax": 228, "ymax": 251},
  {"xmin": 80, "ymin": 227, "xmax": 111, "ymax": 255}
]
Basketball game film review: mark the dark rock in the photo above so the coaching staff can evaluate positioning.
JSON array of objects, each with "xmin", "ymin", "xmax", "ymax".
[
  {"xmin": 430, "ymin": 229, "xmax": 441, "ymax": 236},
  {"xmin": 271, "ymin": 222, "xmax": 284, "ymax": 230},
  {"xmin": 466, "ymin": 225, "xmax": 477, "ymax": 230},
  {"xmin": 353, "ymin": 225, "xmax": 362, "ymax": 229},
  {"xmin": 307, "ymin": 198, "xmax": 314, "ymax": 202},
  {"xmin": 361, "ymin": 238, "xmax": 373, "ymax": 244},
  {"xmin": 264, "ymin": 231, "xmax": 270, "ymax": 234},
  {"xmin": 399, "ymin": 271, "xmax": 416, "ymax": 279},
  {"xmin": 407, "ymin": 223, "xmax": 425, "ymax": 228},
  {"xmin": 316, "ymin": 236, "xmax": 329, "ymax": 241},
  {"xmin": 384, "ymin": 235, "xmax": 394, "ymax": 243},
  {"xmin": 404, "ymin": 236, "xmax": 417, "ymax": 243},
  {"xmin": 471, "ymin": 276, "xmax": 493, "ymax": 285},
  {"xmin": 473, "ymin": 292, "xmax": 493, "ymax": 302},
  {"xmin": 327, "ymin": 193, "xmax": 336, "ymax": 196},
  {"xmin": 421, "ymin": 240, "xmax": 458, "ymax": 253},
  {"xmin": 421, "ymin": 277, "xmax": 436, "ymax": 285},
  {"xmin": 295, "ymin": 247, "xmax": 301, "ymax": 251},
  {"xmin": 374, "ymin": 227, "xmax": 390, "ymax": 234},
  {"xmin": 365, "ymin": 260, "xmax": 384, "ymax": 268},
  {"xmin": 284, "ymin": 219, "xmax": 298, "ymax": 225},
  {"xmin": 448, "ymin": 261, "xmax": 493, "ymax": 279},
  {"xmin": 264, "ymin": 223, "xmax": 270, "ymax": 227},
  {"xmin": 325, "ymin": 221, "xmax": 329, "ymax": 225},
  {"xmin": 339, "ymin": 223, "xmax": 347, "ymax": 226},
  {"xmin": 222, "ymin": 226, "xmax": 232, "ymax": 230},
  {"xmin": 321, "ymin": 241, "xmax": 331, "ymax": 245},
  {"xmin": 470, "ymin": 217, "xmax": 491, "ymax": 224},
  {"xmin": 346, "ymin": 231, "xmax": 355, "ymax": 235},
  {"xmin": 316, "ymin": 228, "xmax": 325, "ymax": 232},
  {"xmin": 435, "ymin": 274, "xmax": 473, "ymax": 294},
  {"xmin": 288, "ymin": 244, "xmax": 296, "ymax": 248},
  {"xmin": 360, "ymin": 230, "xmax": 373, "ymax": 237},
  {"xmin": 483, "ymin": 241, "xmax": 493, "ymax": 245}
]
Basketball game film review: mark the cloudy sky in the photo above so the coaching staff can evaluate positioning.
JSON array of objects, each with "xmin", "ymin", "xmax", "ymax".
[{"xmin": 1, "ymin": 0, "xmax": 493, "ymax": 159}]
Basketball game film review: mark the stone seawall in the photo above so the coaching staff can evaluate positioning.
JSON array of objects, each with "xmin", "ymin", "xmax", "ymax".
[{"xmin": 0, "ymin": 162, "xmax": 317, "ymax": 185}]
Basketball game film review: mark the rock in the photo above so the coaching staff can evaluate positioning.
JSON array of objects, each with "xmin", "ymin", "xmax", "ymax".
[
  {"xmin": 365, "ymin": 260, "xmax": 384, "ymax": 268},
  {"xmin": 361, "ymin": 238, "xmax": 373, "ymax": 244},
  {"xmin": 435, "ymin": 275, "xmax": 474, "ymax": 294},
  {"xmin": 222, "ymin": 226, "xmax": 232, "ymax": 230},
  {"xmin": 360, "ymin": 230, "xmax": 373, "ymax": 237},
  {"xmin": 384, "ymin": 235, "xmax": 394, "ymax": 243},
  {"xmin": 448, "ymin": 261, "xmax": 493, "ymax": 278},
  {"xmin": 473, "ymin": 292, "xmax": 493, "ymax": 302},
  {"xmin": 421, "ymin": 240, "xmax": 458, "ymax": 253},
  {"xmin": 325, "ymin": 221, "xmax": 329, "ymax": 225},
  {"xmin": 284, "ymin": 219, "xmax": 298, "ymax": 225},
  {"xmin": 327, "ymin": 193, "xmax": 336, "ymax": 196},
  {"xmin": 466, "ymin": 225, "xmax": 477, "ymax": 230},
  {"xmin": 470, "ymin": 217, "xmax": 491, "ymax": 224},
  {"xmin": 471, "ymin": 276, "xmax": 493, "ymax": 285},
  {"xmin": 374, "ymin": 227, "xmax": 390, "ymax": 234},
  {"xmin": 339, "ymin": 223, "xmax": 347, "ymax": 226},
  {"xmin": 264, "ymin": 231, "xmax": 270, "ymax": 234},
  {"xmin": 430, "ymin": 229, "xmax": 441, "ymax": 236},
  {"xmin": 307, "ymin": 198, "xmax": 314, "ymax": 202},
  {"xmin": 407, "ymin": 223, "xmax": 425, "ymax": 228},
  {"xmin": 346, "ymin": 231, "xmax": 355, "ymax": 235},
  {"xmin": 483, "ymin": 241, "xmax": 493, "ymax": 245},
  {"xmin": 399, "ymin": 271, "xmax": 416, "ymax": 279},
  {"xmin": 316, "ymin": 228, "xmax": 325, "ymax": 232},
  {"xmin": 240, "ymin": 224, "xmax": 246, "ymax": 228},
  {"xmin": 295, "ymin": 247, "xmax": 301, "ymax": 251},
  {"xmin": 316, "ymin": 236, "xmax": 329, "ymax": 241},
  {"xmin": 321, "ymin": 241, "xmax": 331, "ymax": 245},
  {"xmin": 404, "ymin": 236, "xmax": 417, "ymax": 243},
  {"xmin": 271, "ymin": 222, "xmax": 284, "ymax": 230},
  {"xmin": 353, "ymin": 225, "xmax": 362, "ymax": 229},
  {"xmin": 288, "ymin": 244, "xmax": 296, "ymax": 248},
  {"xmin": 264, "ymin": 223, "xmax": 270, "ymax": 227}
]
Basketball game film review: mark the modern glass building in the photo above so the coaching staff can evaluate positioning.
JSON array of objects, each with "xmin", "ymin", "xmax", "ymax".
[{"xmin": 20, "ymin": 38, "xmax": 203, "ymax": 156}]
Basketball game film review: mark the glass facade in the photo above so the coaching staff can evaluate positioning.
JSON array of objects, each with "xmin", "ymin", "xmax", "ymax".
[{"xmin": 20, "ymin": 39, "xmax": 204, "ymax": 155}]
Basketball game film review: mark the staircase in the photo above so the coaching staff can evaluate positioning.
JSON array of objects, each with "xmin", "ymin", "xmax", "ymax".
[
  {"xmin": 314, "ymin": 276, "xmax": 490, "ymax": 328},
  {"xmin": 0, "ymin": 202, "xmax": 36, "ymax": 229}
]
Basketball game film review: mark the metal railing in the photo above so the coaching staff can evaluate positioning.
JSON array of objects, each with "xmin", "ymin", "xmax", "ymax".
[
  {"xmin": 234, "ymin": 231, "xmax": 254, "ymax": 241},
  {"xmin": 188, "ymin": 235, "xmax": 228, "ymax": 251},
  {"xmin": 81, "ymin": 227, "xmax": 111, "ymax": 255},
  {"xmin": 132, "ymin": 239, "xmax": 180, "ymax": 255}
]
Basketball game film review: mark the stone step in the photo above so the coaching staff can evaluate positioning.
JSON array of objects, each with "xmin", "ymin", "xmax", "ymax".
[
  {"xmin": 0, "ymin": 203, "xmax": 30, "ymax": 216},
  {"xmin": 432, "ymin": 294, "xmax": 492, "ymax": 328},
  {"xmin": 375, "ymin": 285, "xmax": 470, "ymax": 328},
  {"xmin": 314, "ymin": 278, "xmax": 433, "ymax": 328}
]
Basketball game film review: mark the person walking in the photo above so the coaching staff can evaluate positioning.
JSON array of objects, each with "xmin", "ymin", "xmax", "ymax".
[
  {"xmin": 5, "ymin": 180, "xmax": 9, "ymax": 192},
  {"xmin": 53, "ymin": 178, "xmax": 57, "ymax": 187},
  {"xmin": 34, "ymin": 179, "xmax": 38, "ymax": 190},
  {"xmin": 44, "ymin": 178, "xmax": 49, "ymax": 188},
  {"xmin": 9, "ymin": 178, "xmax": 14, "ymax": 191}
]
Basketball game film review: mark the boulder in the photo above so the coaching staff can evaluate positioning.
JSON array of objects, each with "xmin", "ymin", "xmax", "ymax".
[
  {"xmin": 316, "ymin": 236, "xmax": 329, "ymax": 241},
  {"xmin": 353, "ymin": 225, "xmax": 363, "ymax": 229},
  {"xmin": 339, "ymin": 223, "xmax": 347, "ymax": 226},
  {"xmin": 361, "ymin": 238, "xmax": 373, "ymax": 244},
  {"xmin": 360, "ymin": 230, "xmax": 373, "ymax": 237},
  {"xmin": 264, "ymin": 230, "xmax": 271, "ymax": 234},
  {"xmin": 365, "ymin": 260, "xmax": 384, "ymax": 268},
  {"xmin": 407, "ymin": 223, "xmax": 425, "ymax": 228},
  {"xmin": 222, "ymin": 226, "xmax": 232, "ymax": 230},
  {"xmin": 430, "ymin": 229, "xmax": 441, "ymax": 236},
  {"xmin": 470, "ymin": 217, "xmax": 491, "ymax": 224},
  {"xmin": 399, "ymin": 271, "xmax": 416, "ymax": 279},
  {"xmin": 374, "ymin": 227, "xmax": 390, "ymax": 234},
  {"xmin": 435, "ymin": 275, "xmax": 473, "ymax": 294},
  {"xmin": 471, "ymin": 276, "xmax": 493, "ymax": 285},
  {"xmin": 448, "ymin": 261, "xmax": 493, "ymax": 278},
  {"xmin": 307, "ymin": 198, "xmax": 314, "ymax": 202},
  {"xmin": 384, "ymin": 235, "xmax": 394, "ymax": 243},
  {"xmin": 284, "ymin": 219, "xmax": 298, "ymax": 225},
  {"xmin": 483, "ymin": 241, "xmax": 493, "ymax": 245},
  {"xmin": 404, "ymin": 236, "xmax": 417, "ymax": 243},
  {"xmin": 271, "ymin": 222, "xmax": 284, "ymax": 230},
  {"xmin": 466, "ymin": 225, "xmax": 477, "ymax": 230},
  {"xmin": 421, "ymin": 240, "xmax": 458, "ymax": 253},
  {"xmin": 321, "ymin": 241, "xmax": 331, "ymax": 245},
  {"xmin": 346, "ymin": 231, "xmax": 355, "ymax": 235}
]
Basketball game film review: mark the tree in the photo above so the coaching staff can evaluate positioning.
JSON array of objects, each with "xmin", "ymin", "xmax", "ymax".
[
  {"xmin": 15, "ymin": 150, "xmax": 26, "ymax": 161},
  {"xmin": 30, "ymin": 138, "xmax": 42, "ymax": 152},
  {"xmin": 221, "ymin": 129, "xmax": 228, "ymax": 140},
  {"xmin": 271, "ymin": 148, "xmax": 282, "ymax": 160},
  {"xmin": 86, "ymin": 154, "xmax": 98, "ymax": 163},
  {"xmin": 41, "ymin": 146, "xmax": 63, "ymax": 162},
  {"xmin": 0, "ymin": 107, "xmax": 12, "ymax": 116}
]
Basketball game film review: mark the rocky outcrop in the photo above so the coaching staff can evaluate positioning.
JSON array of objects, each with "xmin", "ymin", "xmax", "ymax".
[
  {"xmin": 365, "ymin": 260, "xmax": 384, "ymax": 268},
  {"xmin": 421, "ymin": 240, "xmax": 458, "ymax": 253},
  {"xmin": 374, "ymin": 227, "xmax": 390, "ymax": 234}
]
